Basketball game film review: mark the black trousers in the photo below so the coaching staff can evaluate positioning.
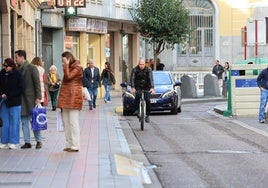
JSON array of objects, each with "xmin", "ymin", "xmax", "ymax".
[{"xmin": 134, "ymin": 91, "xmax": 151, "ymax": 115}]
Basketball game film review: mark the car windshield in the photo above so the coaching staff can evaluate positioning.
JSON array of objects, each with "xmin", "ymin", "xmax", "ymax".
[{"xmin": 153, "ymin": 72, "xmax": 172, "ymax": 85}]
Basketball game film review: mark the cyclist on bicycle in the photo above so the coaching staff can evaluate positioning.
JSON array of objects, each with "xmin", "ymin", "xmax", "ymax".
[{"xmin": 130, "ymin": 59, "xmax": 155, "ymax": 123}]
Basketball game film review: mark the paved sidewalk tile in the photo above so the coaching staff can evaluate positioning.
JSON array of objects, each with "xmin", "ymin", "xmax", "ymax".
[{"xmin": 0, "ymin": 98, "xmax": 140, "ymax": 188}]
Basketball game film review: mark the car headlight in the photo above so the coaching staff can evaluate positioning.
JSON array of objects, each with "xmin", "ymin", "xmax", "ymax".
[
  {"xmin": 162, "ymin": 90, "xmax": 174, "ymax": 98},
  {"xmin": 124, "ymin": 91, "xmax": 135, "ymax": 99}
]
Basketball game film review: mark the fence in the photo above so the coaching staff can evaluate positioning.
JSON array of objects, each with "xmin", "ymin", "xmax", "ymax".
[{"xmin": 171, "ymin": 71, "xmax": 211, "ymax": 94}]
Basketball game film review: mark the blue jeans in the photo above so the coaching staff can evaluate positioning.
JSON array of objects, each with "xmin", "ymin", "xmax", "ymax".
[
  {"xmin": 87, "ymin": 87, "xmax": 98, "ymax": 107},
  {"xmin": 21, "ymin": 115, "xmax": 42, "ymax": 143},
  {"xmin": 259, "ymin": 89, "xmax": 268, "ymax": 121},
  {"xmin": 104, "ymin": 84, "xmax": 111, "ymax": 101},
  {"xmin": 1, "ymin": 103, "xmax": 21, "ymax": 144}
]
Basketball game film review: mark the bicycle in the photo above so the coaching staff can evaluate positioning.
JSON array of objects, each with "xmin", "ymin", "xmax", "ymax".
[{"xmin": 137, "ymin": 90, "xmax": 150, "ymax": 131}]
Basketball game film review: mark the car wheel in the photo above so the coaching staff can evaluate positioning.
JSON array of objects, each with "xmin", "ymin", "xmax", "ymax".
[
  {"xmin": 177, "ymin": 106, "xmax": 181, "ymax": 113},
  {"xmin": 171, "ymin": 106, "xmax": 178, "ymax": 115},
  {"xmin": 123, "ymin": 109, "xmax": 132, "ymax": 116}
]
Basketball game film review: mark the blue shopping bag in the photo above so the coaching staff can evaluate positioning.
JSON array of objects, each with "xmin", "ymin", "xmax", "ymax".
[{"xmin": 31, "ymin": 104, "xmax": 47, "ymax": 131}]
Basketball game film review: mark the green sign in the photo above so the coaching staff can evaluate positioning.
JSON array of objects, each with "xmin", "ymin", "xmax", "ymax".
[{"xmin": 65, "ymin": 7, "xmax": 77, "ymax": 17}]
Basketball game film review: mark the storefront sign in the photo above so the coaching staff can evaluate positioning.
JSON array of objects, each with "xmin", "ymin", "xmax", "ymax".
[
  {"xmin": 67, "ymin": 18, "xmax": 87, "ymax": 31},
  {"xmin": 67, "ymin": 18, "xmax": 107, "ymax": 34},
  {"xmin": 87, "ymin": 19, "xmax": 108, "ymax": 34},
  {"xmin": 56, "ymin": 0, "xmax": 86, "ymax": 7}
]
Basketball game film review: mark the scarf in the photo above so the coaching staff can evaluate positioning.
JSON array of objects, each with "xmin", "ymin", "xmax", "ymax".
[{"xmin": 50, "ymin": 73, "xmax": 57, "ymax": 83}]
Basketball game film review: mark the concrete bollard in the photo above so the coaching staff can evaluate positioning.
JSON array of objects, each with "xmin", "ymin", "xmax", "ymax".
[
  {"xmin": 222, "ymin": 80, "xmax": 227, "ymax": 97},
  {"xmin": 204, "ymin": 74, "xmax": 221, "ymax": 97},
  {"xmin": 181, "ymin": 75, "xmax": 197, "ymax": 98}
]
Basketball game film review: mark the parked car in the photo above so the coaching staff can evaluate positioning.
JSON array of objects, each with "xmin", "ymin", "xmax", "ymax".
[{"xmin": 121, "ymin": 71, "xmax": 182, "ymax": 115}]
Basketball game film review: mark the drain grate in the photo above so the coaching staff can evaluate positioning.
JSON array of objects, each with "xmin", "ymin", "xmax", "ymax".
[
  {"xmin": 0, "ymin": 171, "xmax": 33, "ymax": 186},
  {"xmin": 0, "ymin": 182, "xmax": 32, "ymax": 186},
  {"xmin": 0, "ymin": 170, "xmax": 32, "ymax": 174}
]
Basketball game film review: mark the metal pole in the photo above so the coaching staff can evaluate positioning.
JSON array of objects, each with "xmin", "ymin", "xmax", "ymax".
[
  {"xmin": 244, "ymin": 26, "xmax": 247, "ymax": 60},
  {"xmin": 255, "ymin": 19, "xmax": 258, "ymax": 57}
]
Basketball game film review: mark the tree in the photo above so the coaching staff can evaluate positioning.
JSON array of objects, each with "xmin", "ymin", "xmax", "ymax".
[{"xmin": 130, "ymin": 0, "xmax": 191, "ymax": 59}]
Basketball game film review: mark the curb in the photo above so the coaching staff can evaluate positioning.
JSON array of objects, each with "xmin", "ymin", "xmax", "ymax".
[{"xmin": 115, "ymin": 97, "xmax": 227, "ymax": 113}]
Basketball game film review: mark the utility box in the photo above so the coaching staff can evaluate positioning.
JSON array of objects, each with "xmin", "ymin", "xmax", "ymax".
[{"xmin": 230, "ymin": 63, "xmax": 268, "ymax": 116}]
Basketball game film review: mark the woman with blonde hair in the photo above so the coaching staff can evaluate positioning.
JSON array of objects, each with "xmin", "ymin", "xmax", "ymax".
[{"xmin": 47, "ymin": 65, "xmax": 61, "ymax": 111}]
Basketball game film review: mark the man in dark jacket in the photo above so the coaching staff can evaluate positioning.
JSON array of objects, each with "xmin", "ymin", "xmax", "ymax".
[
  {"xmin": 15, "ymin": 50, "xmax": 42, "ymax": 149},
  {"xmin": 82, "ymin": 59, "xmax": 101, "ymax": 110},
  {"xmin": 257, "ymin": 67, "xmax": 268, "ymax": 123},
  {"xmin": 212, "ymin": 60, "xmax": 224, "ymax": 91},
  {"xmin": 130, "ymin": 59, "xmax": 155, "ymax": 123}
]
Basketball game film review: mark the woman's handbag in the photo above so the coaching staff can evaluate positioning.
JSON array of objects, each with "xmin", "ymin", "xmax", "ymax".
[
  {"xmin": 56, "ymin": 109, "xmax": 64, "ymax": 132},
  {"xmin": 31, "ymin": 104, "xmax": 47, "ymax": 131},
  {"xmin": 53, "ymin": 83, "xmax": 60, "ymax": 89}
]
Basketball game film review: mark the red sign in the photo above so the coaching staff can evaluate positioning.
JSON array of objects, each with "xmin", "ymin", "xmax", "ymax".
[{"xmin": 56, "ymin": 0, "xmax": 86, "ymax": 7}]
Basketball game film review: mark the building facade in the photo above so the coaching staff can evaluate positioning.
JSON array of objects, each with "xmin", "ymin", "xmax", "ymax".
[
  {"xmin": 0, "ymin": 0, "xmax": 40, "ymax": 62},
  {"xmin": 1, "ymin": 0, "xmax": 268, "ymax": 95},
  {"xmin": 158, "ymin": 0, "xmax": 268, "ymax": 72}
]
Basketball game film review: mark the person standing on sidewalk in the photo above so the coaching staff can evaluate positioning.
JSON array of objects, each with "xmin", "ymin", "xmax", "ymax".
[
  {"xmin": 82, "ymin": 59, "xmax": 101, "ymax": 110},
  {"xmin": 57, "ymin": 51, "xmax": 83, "ymax": 152},
  {"xmin": 101, "ymin": 62, "xmax": 115, "ymax": 103},
  {"xmin": 0, "ymin": 58, "xmax": 25, "ymax": 149},
  {"xmin": 212, "ymin": 60, "xmax": 224, "ymax": 91},
  {"xmin": 257, "ymin": 67, "xmax": 268, "ymax": 123},
  {"xmin": 15, "ymin": 50, "xmax": 42, "ymax": 149},
  {"xmin": 47, "ymin": 65, "xmax": 61, "ymax": 111},
  {"xmin": 31, "ymin": 57, "xmax": 46, "ymax": 107}
]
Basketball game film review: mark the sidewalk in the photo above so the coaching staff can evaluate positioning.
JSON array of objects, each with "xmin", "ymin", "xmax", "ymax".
[
  {"xmin": 214, "ymin": 103, "xmax": 268, "ymax": 138},
  {"xmin": 1, "ymin": 94, "xmax": 263, "ymax": 188},
  {"xmin": 0, "ymin": 97, "xmax": 156, "ymax": 188}
]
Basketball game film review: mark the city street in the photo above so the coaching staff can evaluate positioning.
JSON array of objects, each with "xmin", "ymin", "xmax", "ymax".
[{"xmin": 120, "ymin": 101, "xmax": 268, "ymax": 188}]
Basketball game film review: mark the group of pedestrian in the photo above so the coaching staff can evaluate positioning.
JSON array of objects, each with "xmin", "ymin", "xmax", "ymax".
[
  {"xmin": 212, "ymin": 60, "xmax": 229, "ymax": 93},
  {"xmin": 0, "ymin": 49, "xmax": 116, "ymax": 152},
  {"xmin": 82, "ymin": 60, "xmax": 115, "ymax": 109},
  {"xmin": 145, "ymin": 58, "xmax": 165, "ymax": 70},
  {"xmin": 0, "ymin": 50, "xmax": 43, "ymax": 149}
]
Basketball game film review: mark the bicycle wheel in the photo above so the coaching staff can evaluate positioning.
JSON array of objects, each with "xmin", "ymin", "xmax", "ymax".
[{"xmin": 140, "ymin": 100, "xmax": 145, "ymax": 130}]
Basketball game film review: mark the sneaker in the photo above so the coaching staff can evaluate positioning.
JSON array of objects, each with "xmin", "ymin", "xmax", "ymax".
[
  {"xmin": 259, "ymin": 119, "xmax": 265, "ymax": 123},
  {"xmin": 0, "ymin": 144, "xmax": 9, "ymax": 149},
  {"xmin": 104, "ymin": 99, "xmax": 107, "ymax": 103},
  {"xmin": 36, "ymin": 142, "xmax": 42, "ymax": 149},
  {"xmin": 8, "ymin": 144, "xmax": 18, "ymax": 150},
  {"xmin": 145, "ymin": 115, "xmax": 150, "ymax": 123},
  {"xmin": 107, "ymin": 101, "xmax": 111, "ymax": 103},
  {"xmin": 67, "ymin": 149, "xmax": 79, "ymax": 152},
  {"xmin": 21, "ymin": 143, "xmax": 32, "ymax": 149}
]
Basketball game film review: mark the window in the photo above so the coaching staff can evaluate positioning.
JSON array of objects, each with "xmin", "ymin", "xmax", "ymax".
[
  {"xmin": 65, "ymin": 36, "xmax": 79, "ymax": 58},
  {"xmin": 178, "ymin": 0, "xmax": 214, "ymax": 56}
]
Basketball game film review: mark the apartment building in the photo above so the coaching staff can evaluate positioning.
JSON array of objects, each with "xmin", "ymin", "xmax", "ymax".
[{"xmin": 1, "ymin": 0, "xmax": 268, "ymax": 93}]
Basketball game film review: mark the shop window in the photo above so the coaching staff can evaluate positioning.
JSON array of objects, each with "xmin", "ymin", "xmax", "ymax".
[{"xmin": 65, "ymin": 36, "xmax": 79, "ymax": 58}]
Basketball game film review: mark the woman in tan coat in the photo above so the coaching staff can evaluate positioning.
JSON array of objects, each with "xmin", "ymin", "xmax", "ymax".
[{"xmin": 57, "ymin": 51, "xmax": 83, "ymax": 152}]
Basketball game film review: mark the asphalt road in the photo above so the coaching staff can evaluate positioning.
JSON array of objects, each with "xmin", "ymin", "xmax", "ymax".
[{"xmin": 120, "ymin": 101, "xmax": 268, "ymax": 188}]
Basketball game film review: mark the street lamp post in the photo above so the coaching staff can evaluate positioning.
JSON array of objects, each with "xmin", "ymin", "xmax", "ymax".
[{"xmin": 255, "ymin": 19, "xmax": 258, "ymax": 57}]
